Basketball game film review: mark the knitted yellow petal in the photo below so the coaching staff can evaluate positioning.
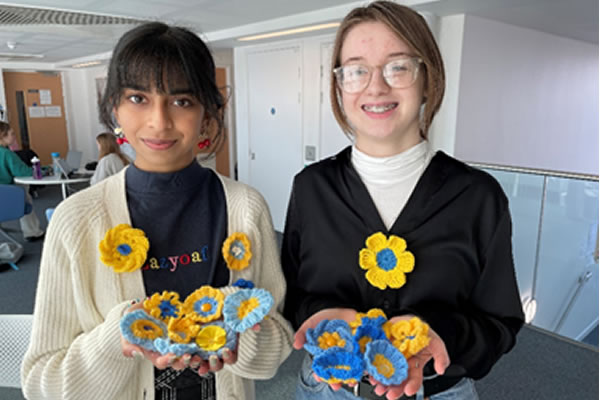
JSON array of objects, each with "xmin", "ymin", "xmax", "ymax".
[
  {"xmin": 143, "ymin": 291, "xmax": 182, "ymax": 323},
  {"xmin": 387, "ymin": 235, "xmax": 407, "ymax": 253},
  {"xmin": 365, "ymin": 232, "xmax": 387, "ymax": 252},
  {"xmin": 359, "ymin": 249, "xmax": 377, "ymax": 270},
  {"xmin": 385, "ymin": 269, "xmax": 407, "ymax": 289},
  {"xmin": 183, "ymin": 286, "xmax": 225, "ymax": 323},
  {"xmin": 168, "ymin": 316, "xmax": 200, "ymax": 344},
  {"xmin": 393, "ymin": 251, "xmax": 415, "ymax": 273},
  {"xmin": 365, "ymin": 268, "xmax": 388, "ymax": 290}
]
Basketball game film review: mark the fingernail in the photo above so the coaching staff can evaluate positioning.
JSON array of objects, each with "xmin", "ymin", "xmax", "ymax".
[
  {"xmin": 182, "ymin": 354, "xmax": 191, "ymax": 367},
  {"xmin": 222, "ymin": 348, "xmax": 231, "ymax": 360},
  {"xmin": 209, "ymin": 355, "xmax": 218, "ymax": 367},
  {"xmin": 168, "ymin": 354, "xmax": 177, "ymax": 366},
  {"xmin": 190, "ymin": 360, "xmax": 200, "ymax": 369},
  {"xmin": 131, "ymin": 351, "xmax": 143, "ymax": 360}
]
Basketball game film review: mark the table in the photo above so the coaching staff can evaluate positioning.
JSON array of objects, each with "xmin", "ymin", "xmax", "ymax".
[{"xmin": 14, "ymin": 174, "xmax": 91, "ymax": 199}]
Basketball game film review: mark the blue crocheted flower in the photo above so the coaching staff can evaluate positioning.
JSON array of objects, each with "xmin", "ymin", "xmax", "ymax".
[
  {"xmin": 120, "ymin": 309, "xmax": 167, "ymax": 352},
  {"xmin": 312, "ymin": 348, "xmax": 365, "ymax": 384},
  {"xmin": 194, "ymin": 321, "xmax": 238, "ymax": 359},
  {"xmin": 223, "ymin": 288, "xmax": 273, "ymax": 332},
  {"xmin": 354, "ymin": 323, "xmax": 387, "ymax": 354},
  {"xmin": 154, "ymin": 338, "xmax": 200, "ymax": 357},
  {"xmin": 364, "ymin": 340, "xmax": 408, "ymax": 386},
  {"xmin": 232, "ymin": 278, "xmax": 255, "ymax": 289},
  {"xmin": 304, "ymin": 319, "xmax": 355, "ymax": 356}
]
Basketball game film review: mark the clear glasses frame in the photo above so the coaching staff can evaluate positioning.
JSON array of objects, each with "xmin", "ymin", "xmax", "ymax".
[{"xmin": 333, "ymin": 56, "xmax": 423, "ymax": 94}]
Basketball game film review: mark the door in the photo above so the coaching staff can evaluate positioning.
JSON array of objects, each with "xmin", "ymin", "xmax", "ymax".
[
  {"xmin": 247, "ymin": 45, "xmax": 303, "ymax": 231},
  {"xmin": 3, "ymin": 71, "xmax": 69, "ymax": 165},
  {"xmin": 319, "ymin": 42, "xmax": 351, "ymax": 160}
]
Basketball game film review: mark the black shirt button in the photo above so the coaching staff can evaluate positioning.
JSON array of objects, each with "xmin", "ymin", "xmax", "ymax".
[{"xmin": 382, "ymin": 300, "xmax": 391, "ymax": 310}]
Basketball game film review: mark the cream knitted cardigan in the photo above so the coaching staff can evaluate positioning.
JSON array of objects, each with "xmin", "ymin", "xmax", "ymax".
[{"xmin": 21, "ymin": 167, "xmax": 294, "ymax": 400}]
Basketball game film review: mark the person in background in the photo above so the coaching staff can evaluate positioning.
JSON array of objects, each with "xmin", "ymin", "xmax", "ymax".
[
  {"xmin": 90, "ymin": 132, "xmax": 129, "ymax": 185},
  {"xmin": 282, "ymin": 2, "xmax": 524, "ymax": 400},
  {"xmin": 0, "ymin": 121, "xmax": 44, "ymax": 241},
  {"xmin": 22, "ymin": 22, "xmax": 293, "ymax": 400}
]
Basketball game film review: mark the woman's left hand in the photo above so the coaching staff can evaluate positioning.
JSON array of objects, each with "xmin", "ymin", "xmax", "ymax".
[{"xmin": 367, "ymin": 315, "xmax": 450, "ymax": 400}]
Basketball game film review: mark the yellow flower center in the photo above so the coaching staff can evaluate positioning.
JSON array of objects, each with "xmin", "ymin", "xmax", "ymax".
[
  {"xmin": 358, "ymin": 336, "xmax": 371, "ymax": 353},
  {"xmin": 373, "ymin": 354, "xmax": 395, "ymax": 378},
  {"xmin": 201, "ymin": 303, "xmax": 212, "ymax": 312},
  {"xmin": 195, "ymin": 325, "xmax": 227, "ymax": 351},
  {"xmin": 238, "ymin": 297, "xmax": 259, "ymax": 320},
  {"xmin": 318, "ymin": 332, "xmax": 345, "ymax": 350}
]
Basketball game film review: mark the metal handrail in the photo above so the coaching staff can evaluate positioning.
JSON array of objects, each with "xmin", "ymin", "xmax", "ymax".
[{"xmin": 467, "ymin": 161, "xmax": 598, "ymax": 182}]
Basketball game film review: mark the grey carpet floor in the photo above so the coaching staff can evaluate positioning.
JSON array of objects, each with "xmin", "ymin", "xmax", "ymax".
[{"xmin": 2, "ymin": 184, "xmax": 598, "ymax": 400}]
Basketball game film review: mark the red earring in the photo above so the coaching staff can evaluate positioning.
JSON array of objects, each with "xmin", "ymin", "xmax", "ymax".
[{"xmin": 197, "ymin": 138, "xmax": 211, "ymax": 149}]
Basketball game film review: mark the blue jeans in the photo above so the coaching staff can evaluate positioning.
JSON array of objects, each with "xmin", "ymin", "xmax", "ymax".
[{"xmin": 295, "ymin": 354, "xmax": 479, "ymax": 400}]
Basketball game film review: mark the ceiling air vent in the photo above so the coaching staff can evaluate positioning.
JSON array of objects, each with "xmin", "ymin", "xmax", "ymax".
[{"xmin": 0, "ymin": 4, "xmax": 148, "ymax": 25}]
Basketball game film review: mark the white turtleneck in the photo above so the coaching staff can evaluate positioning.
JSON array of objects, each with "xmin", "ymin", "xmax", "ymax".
[{"xmin": 351, "ymin": 141, "xmax": 434, "ymax": 230}]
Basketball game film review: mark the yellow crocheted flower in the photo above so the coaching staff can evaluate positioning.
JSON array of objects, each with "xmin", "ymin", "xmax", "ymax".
[
  {"xmin": 318, "ymin": 332, "xmax": 347, "ymax": 350},
  {"xmin": 196, "ymin": 325, "xmax": 227, "ymax": 351},
  {"xmin": 143, "ymin": 291, "xmax": 182, "ymax": 323},
  {"xmin": 388, "ymin": 317, "xmax": 431, "ymax": 359},
  {"xmin": 130, "ymin": 318, "xmax": 164, "ymax": 340},
  {"xmin": 222, "ymin": 232, "xmax": 252, "ymax": 271},
  {"xmin": 183, "ymin": 286, "xmax": 224, "ymax": 323},
  {"xmin": 168, "ymin": 315, "xmax": 200, "ymax": 344},
  {"xmin": 99, "ymin": 224, "xmax": 149, "ymax": 273},
  {"xmin": 359, "ymin": 232, "xmax": 415, "ymax": 290},
  {"xmin": 349, "ymin": 308, "xmax": 387, "ymax": 334}
]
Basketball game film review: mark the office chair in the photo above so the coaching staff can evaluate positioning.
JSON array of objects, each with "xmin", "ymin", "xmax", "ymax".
[
  {"xmin": 0, "ymin": 314, "xmax": 33, "ymax": 388},
  {"xmin": 0, "ymin": 184, "xmax": 32, "ymax": 270}
]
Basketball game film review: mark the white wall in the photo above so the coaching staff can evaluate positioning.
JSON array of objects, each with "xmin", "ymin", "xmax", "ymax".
[
  {"xmin": 454, "ymin": 15, "xmax": 599, "ymax": 175},
  {"xmin": 62, "ymin": 65, "xmax": 108, "ymax": 165}
]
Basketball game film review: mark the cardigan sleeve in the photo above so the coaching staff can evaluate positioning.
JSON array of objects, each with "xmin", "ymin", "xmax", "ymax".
[
  {"xmin": 281, "ymin": 183, "xmax": 343, "ymax": 330},
  {"xmin": 415, "ymin": 208, "xmax": 524, "ymax": 379},
  {"xmin": 222, "ymin": 186, "xmax": 294, "ymax": 380},
  {"xmin": 21, "ymin": 202, "xmax": 140, "ymax": 400}
]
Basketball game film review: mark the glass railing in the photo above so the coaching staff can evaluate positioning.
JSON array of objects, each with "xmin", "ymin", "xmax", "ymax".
[{"xmin": 471, "ymin": 163, "xmax": 599, "ymax": 344}]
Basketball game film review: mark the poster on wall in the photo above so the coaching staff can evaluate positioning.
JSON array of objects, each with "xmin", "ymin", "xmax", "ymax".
[
  {"xmin": 44, "ymin": 106, "xmax": 62, "ymax": 117},
  {"xmin": 39, "ymin": 89, "xmax": 52, "ymax": 105},
  {"xmin": 28, "ymin": 106, "xmax": 45, "ymax": 118}
]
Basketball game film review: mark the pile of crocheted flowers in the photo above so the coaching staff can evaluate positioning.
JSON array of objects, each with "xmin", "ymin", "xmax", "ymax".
[
  {"xmin": 120, "ymin": 283, "xmax": 273, "ymax": 359},
  {"xmin": 304, "ymin": 309, "xmax": 430, "ymax": 386}
]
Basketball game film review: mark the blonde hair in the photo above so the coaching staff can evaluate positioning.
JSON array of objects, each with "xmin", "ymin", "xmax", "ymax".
[
  {"xmin": 96, "ymin": 132, "xmax": 129, "ymax": 165},
  {"xmin": 330, "ymin": 1, "xmax": 445, "ymax": 139}
]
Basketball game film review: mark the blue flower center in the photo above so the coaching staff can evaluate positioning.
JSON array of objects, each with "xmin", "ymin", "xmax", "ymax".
[
  {"xmin": 230, "ymin": 240, "xmax": 246, "ymax": 260},
  {"xmin": 376, "ymin": 248, "xmax": 397, "ymax": 271},
  {"xmin": 158, "ymin": 300, "xmax": 179, "ymax": 318},
  {"xmin": 117, "ymin": 244, "xmax": 132, "ymax": 256}
]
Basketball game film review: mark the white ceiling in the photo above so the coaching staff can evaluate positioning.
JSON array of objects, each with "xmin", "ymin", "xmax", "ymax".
[{"xmin": 0, "ymin": 0, "xmax": 597, "ymax": 68}]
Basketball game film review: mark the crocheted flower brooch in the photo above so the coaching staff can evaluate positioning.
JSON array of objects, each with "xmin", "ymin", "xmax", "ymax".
[
  {"xmin": 99, "ymin": 224, "xmax": 149, "ymax": 273},
  {"xmin": 359, "ymin": 232, "xmax": 415, "ymax": 290},
  {"xmin": 303, "ymin": 309, "xmax": 430, "ymax": 386},
  {"xmin": 222, "ymin": 232, "xmax": 252, "ymax": 271},
  {"xmin": 120, "ymin": 285, "xmax": 273, "ymax": 360}
]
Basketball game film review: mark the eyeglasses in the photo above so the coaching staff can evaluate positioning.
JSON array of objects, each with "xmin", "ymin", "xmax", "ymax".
[{"xmin": 333, "ymin": 56, "xmax": 423, "ymax": 94}]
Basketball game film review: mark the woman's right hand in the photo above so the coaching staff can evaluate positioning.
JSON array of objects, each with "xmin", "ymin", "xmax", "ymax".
[
  {"xmin": 294, "ymin": 308, "xmax": 359, "ymax": 392},
  {"xmin": 293, "ymin": 307, "xmax": 358, "ymax": 350}
]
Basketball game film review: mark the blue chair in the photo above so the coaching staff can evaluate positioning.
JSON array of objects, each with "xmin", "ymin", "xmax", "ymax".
[{"xmin": 0, "ymin": 184, "xmax": 32, "ymax": 271}]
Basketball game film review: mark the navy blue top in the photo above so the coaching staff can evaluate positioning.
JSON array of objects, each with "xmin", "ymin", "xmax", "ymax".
[
  {"xmin": 125, "ymin": 161, "xmax": 229, "ymax": 297},
  {"xmin": 125, "ymin": 161, "xmax": 229, "ymax": 398}
]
